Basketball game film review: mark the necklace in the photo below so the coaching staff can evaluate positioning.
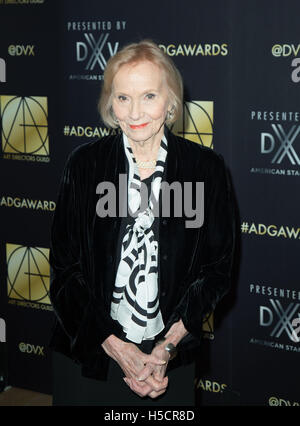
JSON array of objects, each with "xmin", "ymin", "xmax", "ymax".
[{"xmin": 136, "ymin": 159, "xmax": 156, "ymax": 169}]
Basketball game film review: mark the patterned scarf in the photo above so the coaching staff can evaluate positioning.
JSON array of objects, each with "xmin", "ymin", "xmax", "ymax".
[{"xmin": 110, "ymin": 133, "xmax": 167, "ymax": 343}]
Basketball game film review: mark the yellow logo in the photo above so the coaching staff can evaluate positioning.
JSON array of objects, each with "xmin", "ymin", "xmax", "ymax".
[
  {"xmin": 19, "ymin": 342, "xmax": 44, "ymax": 356},
  {"xmin": 0, "ymin": 95, "xmax": 49, "ymax": 156},
  {"xmin": 6, "ymin": 243, "xmax": 50, "ymax": 305},
  {"xmin": 170, "ymin": 101, "xmax": 213, "ymax": 148}
]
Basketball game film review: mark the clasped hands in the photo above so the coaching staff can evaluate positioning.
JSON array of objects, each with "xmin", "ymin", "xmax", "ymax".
[
  {"xmin": 122, "ymin": 342, "xmax": 170, "ymax": 398},
  {"xmin": 102, "ymin": 335, "xmax": 170, "ymax": 399},
  {"xmin": 102, "ymin": 321, "xmax": 187, "ymax": 398}
]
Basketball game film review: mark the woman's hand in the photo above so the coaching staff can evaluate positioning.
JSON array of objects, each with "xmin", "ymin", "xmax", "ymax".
[
  {"xmin": 101, "ymin": 335, "xmax": 168, "ymax": 397},
  {"xmin": 125, "ymin": 342, "xmax": 170, "ymax": 399},
  {"xmin": 128, "ymin": 319, "xmax": 189, "ymax": 398},
  {"xmin": 102, "ymin": 318, "xmax": 189, "ymax": 399}
]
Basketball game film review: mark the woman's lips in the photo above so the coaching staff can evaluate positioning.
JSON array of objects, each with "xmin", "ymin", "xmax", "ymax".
[{"xmin": 129, "ymin": 123, "xmax": 149, "ymax": 130}]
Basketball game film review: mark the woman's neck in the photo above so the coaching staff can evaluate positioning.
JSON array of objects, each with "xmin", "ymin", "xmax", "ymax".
[{"xmin": 128, "ymin": 129, "xmax": 163, "ymax": 162}]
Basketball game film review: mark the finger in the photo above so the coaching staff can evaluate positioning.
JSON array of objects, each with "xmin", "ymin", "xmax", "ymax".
[
  {"xmin": 153, "ymin": 367, "xmax": 167, "ymax": 381},
  {"xmin": 148, "ymin": 388, "xmax": 167, "ymax": 399},
  {"xmin": 136, "ymin": 363, "xmax": 155, "ymax": 381},
  {"xmin": 143, "ymin": 354, "xmax": 167, "ymax": 366},
  {"xmin": 145, "ymin": 375, "xmax": 168, "ymax": 392},
  {"xmin": 132, "ymin": 379, "xmax": 153, "ymax": 395},
  {"xmin": 153, "ymin": 371, "xmax": 168, "ymax": 383},
  {"xmin": 125, "ymin": 376, "xmax": 168, "ymax": 398},
  {"xmin": 124, "ymin": 378, "xmax": 151, "ymax": 398},
  {"xmin": 123, "ymin": 377, "xmax": 143, "ymax": 390}
]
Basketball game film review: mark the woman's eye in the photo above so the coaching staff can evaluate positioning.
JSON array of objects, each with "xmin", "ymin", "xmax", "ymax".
[
  {"xmin": 118, "ymin": 95, "xmax": 127, "ymax": 102},
  {"xmin": 146, "ymin": 93, "xmax": 156, "ymax": 100}
]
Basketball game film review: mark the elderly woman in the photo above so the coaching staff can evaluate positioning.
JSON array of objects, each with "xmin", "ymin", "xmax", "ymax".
[{"xmin": 49, "ymin": 40, "xmax": 235, "ymax": 406}]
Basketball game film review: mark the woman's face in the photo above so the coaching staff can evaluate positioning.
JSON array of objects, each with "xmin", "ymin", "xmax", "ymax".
[{"xmin": 112, "ymin": 60, "xmax": 171, "ymax": 145}]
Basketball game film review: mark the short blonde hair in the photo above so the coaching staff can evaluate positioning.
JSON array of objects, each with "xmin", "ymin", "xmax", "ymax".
[{"xmin": 98, "ymin": 39, "xmax": 183, "ymax": 128}]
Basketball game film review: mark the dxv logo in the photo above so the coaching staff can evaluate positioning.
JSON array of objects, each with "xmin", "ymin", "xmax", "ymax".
[
  {"xmin": 76, "ymin": 33, "xmax": 119, "ymax": 71},
  {"xmin": 0, "ymin": 58, "xmax": 6, "ymax": 82},
  {"xmin": 0, "ymin": 318, "xmax": 5, "ymax": 342},
  {"xmin": 261, "ymin": 124, "xmax": 300, "ymax": 165},
  {"xmin": 260, "ymin": 299, "xmax": 300, "ymax": 342}
]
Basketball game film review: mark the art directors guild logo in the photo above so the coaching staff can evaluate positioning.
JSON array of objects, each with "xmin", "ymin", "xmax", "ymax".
[
  {"xmin": 67, "ymin": 20, "xmax": 126, "ymax": 81},
  {"xmin": 0, "ymin": 95, "xmax": 49, "ymax": 162},
  {"xmin": 170, "ymin": 101, "xmax": 213, "ymax": 148},
  {"xmin": 249, "ymin": 284, "xmax": 300, "ymax": 353},
  {"xmin": 250, "ymin": 110, "xmax": 300, "ymax": 177},
  {"xmin": 6, "ymin": 243, "xmax": 52, "ymax": 311}
]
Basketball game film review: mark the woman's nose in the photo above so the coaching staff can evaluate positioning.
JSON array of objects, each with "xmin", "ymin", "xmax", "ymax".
[{"xmin": 129, "ymin": 100, "xmax": 142, "ymax": 120}]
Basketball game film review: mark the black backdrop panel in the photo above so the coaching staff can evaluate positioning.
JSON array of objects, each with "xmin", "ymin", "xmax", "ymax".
[
  {"xmin": 230, "ymin": 0, "xmax": 300, "ymax": 405},
  {"xmin": 0, "ymin": 1, "xmax": 59, "ymax": 394}
]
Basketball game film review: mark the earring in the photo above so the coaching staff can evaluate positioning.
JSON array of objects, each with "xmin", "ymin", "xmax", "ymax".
[{"xmin": 167, "ymin": 107, "xmax": 175, "ymax": 121}]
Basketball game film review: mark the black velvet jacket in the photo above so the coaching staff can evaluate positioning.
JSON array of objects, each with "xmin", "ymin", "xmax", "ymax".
[{"xmin": 49, "ymin": 128, "xmax": 236, "ymax": 381}]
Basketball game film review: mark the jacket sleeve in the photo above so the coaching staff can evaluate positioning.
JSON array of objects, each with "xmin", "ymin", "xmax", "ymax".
[
  {"xmin": 49, "ymin": 150, "xmax": 122, "ymax": 363},
  {"xmin": 163, "ymin": 153, "xmax": 236, "ymax": 348}
]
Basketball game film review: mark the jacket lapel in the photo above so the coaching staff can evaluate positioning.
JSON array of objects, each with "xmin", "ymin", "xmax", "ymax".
[
  {"xmin": 164, "ymin": 127, "xmax": 179, "ymax": 184},
  {"xmin": 92, "ymin": 133, "xmax": 125, "ymax": 300}
]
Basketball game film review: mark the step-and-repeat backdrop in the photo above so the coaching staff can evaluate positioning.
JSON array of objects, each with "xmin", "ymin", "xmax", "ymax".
[{"xmin": 0, "ymin": 0, "xmax": 299, "ymax": 405}]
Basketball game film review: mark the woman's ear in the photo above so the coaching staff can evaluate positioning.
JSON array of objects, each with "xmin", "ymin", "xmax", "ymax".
[{"xmin": 166, "ymin": 105, "xmax": 175, "ymax": 121}]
